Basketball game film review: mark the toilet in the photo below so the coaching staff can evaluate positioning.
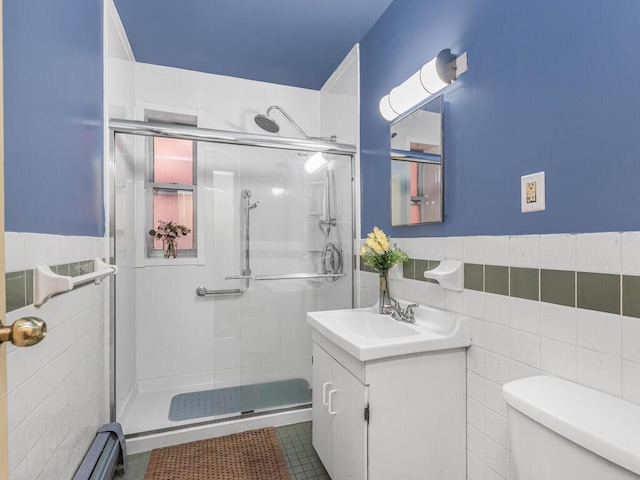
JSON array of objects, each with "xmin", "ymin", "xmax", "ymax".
[{"xmin": 503, "ymin": 376, "xmax": 640, "ymax": 480}]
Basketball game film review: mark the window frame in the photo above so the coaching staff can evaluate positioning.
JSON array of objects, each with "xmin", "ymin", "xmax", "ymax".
[{"xmin": 144, "ymin": 112, "xmax": 198, "ymax": 259}]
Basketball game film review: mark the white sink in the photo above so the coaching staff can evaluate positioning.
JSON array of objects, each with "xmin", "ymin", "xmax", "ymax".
[{"xmin": 307, "ymin": 302, "xmax": 472, "ymax": 361}]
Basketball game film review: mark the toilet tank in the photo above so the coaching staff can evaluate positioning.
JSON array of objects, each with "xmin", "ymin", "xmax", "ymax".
[{"xmin": 503, "ymin": 376, "xmax": 640, "ymax": 480}]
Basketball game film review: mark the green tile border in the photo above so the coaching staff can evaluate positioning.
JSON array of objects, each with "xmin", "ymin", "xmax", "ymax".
[
  {"xmin": 577, "ymin": 272, "xmax": 621, "ymax": 315},
  {"xmin": 485, "ymin": 265, "xmax": 509, "ymax": 296},
  {"xmin": 541, "ymin": 269, "xmax": 575, "ymax": 307},
  {"xmin": 623, "ymin": 275, "xmax": 640, "ymax": 318},
  {"xmin": 510, "ymin": 267, "xmax": 539, "ymax": 301},
  {"xmin": 359, "ymin": 254, "xmax": 639, "ymax": 317},
  {"xmin": 464, "ymin": 264, "xmax": 484, "ymax": 291},
  {"xmin": 5, "ymin": 259, "xmax": 98, "ymax": 313}
]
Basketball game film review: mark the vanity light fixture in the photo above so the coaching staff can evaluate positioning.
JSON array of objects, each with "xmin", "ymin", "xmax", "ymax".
[{"xmin": 379, "ymin": 49, "xmax": 468, "ymax": 121}]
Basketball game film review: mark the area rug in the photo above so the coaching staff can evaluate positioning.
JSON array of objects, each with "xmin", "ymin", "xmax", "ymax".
[{"xmin": 144, "ymin": 427, "xmax": 290, "ymax": 480}]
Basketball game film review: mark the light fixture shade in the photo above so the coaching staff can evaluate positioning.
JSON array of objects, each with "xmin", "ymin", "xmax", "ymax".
[
  {"xmin": 379, "ymin": 95, "xmax": 398, "ymax": 121},
  {"xmin": 420, "ymin": 57, "xmax": 450, "ymax": 94},
  {"xmin": 379, "ymin": 48, "xmax": 464, "ymax": 122},
  {"xmin": 388, "ymin": 70, "xmax": 427, "ymax": 116}
]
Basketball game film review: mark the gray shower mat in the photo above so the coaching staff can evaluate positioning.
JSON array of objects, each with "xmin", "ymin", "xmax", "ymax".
[{"xmin": 168, "ymin": 378, "xmax": 312, "ymax": 422}]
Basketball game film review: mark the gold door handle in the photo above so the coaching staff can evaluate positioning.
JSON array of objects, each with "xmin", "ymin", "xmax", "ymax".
[{"xmin": 0, "ymin": 317, "xmax": 47, "ymax": 347}]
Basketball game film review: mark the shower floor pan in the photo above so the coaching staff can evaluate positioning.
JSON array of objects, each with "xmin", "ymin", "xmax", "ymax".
[{"xmin": 168, "ymin": 378, "xmax": 312, "ymax": 422}]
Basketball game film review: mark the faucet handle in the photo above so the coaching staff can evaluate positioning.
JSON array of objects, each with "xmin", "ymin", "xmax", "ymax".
[{"xmin": 404, "ymin": 303, "xmax": 418, "ymax": 318}]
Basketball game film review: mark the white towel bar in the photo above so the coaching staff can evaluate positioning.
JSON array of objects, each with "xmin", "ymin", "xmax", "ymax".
[{"xmin": 34, "ymin": 258, "xmax": 118, "ymax": 307}]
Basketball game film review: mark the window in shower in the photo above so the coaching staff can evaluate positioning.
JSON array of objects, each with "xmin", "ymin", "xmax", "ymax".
[{"xmin": 145, "ymin": 114, "xmax": 197, "ymax": 257}]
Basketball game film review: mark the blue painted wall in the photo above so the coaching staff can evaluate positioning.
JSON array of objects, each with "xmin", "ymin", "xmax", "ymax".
[
  {"xmin": 360, "ymin": 0, "xmax": 640, "ymax": 237},
  {"xmin": 4, "ymin": 0, "xmax": 104, "ymax": 236}
]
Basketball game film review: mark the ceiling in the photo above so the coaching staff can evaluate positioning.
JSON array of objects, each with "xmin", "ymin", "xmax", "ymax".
[{"xmin": 113, "ymin": 0, "xmax": 394, "ymax": 90}]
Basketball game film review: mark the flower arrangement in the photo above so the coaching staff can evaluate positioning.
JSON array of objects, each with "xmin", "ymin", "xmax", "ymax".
[
  {"xmin": 148, "ymin": 220, "xmax": 191, "ymax": 258},
  {"xmin": 359, "ymin": 226, "xmax": 408, "ymax": 272}
]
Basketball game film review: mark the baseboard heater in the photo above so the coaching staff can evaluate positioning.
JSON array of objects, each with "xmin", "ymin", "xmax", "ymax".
[{"xmin": 73, "ymin": 423, "xmax": 126, "ymax": 480}]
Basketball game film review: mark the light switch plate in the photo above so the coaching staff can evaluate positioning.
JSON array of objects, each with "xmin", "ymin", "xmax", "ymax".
[{"xmin": 521, "ymin": 171, "xmax": 545, "ymax": 213}]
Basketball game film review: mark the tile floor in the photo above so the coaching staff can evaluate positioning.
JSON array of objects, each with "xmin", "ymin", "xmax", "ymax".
[{"xmin": 120, "ymin": 422, "xmax": 329, "ymax": 480}]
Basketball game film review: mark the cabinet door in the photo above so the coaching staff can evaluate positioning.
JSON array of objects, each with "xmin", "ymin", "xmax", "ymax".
[
  {"xmin": 312, "ymin": 343, "xmax": 334, "ymax": 476},
  {"xmin": 331, "ymin": 359, "xmax": 367, "ymax": 480}
]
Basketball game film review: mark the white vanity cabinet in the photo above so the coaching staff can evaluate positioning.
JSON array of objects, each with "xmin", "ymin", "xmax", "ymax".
[
  {"xmin": 312, "ymin": 342, "xmax": 367, "ymax": 479},
  {"xmin": 311, "ymin": 330, "xmax": 467, "ymax": 480}
]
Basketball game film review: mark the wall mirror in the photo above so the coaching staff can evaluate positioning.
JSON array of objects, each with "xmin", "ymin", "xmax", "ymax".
[{"xmin": 390, "ymin": 94, "xmax": 444, "ymax": 226}]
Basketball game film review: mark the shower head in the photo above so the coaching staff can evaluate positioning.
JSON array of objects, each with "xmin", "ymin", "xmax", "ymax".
[
  {"xmin": 254, "ymin": 114, "xmax": 280, "ymax": 133},
  {"xmin": 254, "ymin": 105, "xmax": 337, "ymax": 142}
]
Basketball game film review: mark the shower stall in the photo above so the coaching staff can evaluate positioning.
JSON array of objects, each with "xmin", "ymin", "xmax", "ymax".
[{"xmin": 110, "ymin": 120, "xmax": 355, "ymax": 440}]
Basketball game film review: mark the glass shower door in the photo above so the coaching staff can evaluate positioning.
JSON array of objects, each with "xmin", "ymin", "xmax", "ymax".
[{"xmin": 113, "ymin": 132, "xmax": 353, "ymax": 435}]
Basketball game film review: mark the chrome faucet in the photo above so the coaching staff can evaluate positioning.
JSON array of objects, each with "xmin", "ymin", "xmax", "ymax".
[{"xmin": 382, "ymin": 300, "xmax": 418, "ymax": 324}]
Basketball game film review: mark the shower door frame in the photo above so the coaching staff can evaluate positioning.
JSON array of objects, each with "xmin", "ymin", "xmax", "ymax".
[{"xmin": 107, "ymin": 119, "xmax": 357, "ymax": 430}]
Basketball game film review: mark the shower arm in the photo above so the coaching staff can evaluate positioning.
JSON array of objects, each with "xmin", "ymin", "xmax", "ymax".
[{"xmin": 267, "ymin": 106, "xmax": 337, "ymax": 143}]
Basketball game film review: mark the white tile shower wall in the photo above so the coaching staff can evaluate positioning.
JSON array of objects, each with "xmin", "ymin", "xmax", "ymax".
[
  {"xmin": 5, "ymin": 233, "xmax": 108, "ymax": 480},
  {"xmin": 357, "ymin": 232, "xmax": 640, "ymax": 480}
]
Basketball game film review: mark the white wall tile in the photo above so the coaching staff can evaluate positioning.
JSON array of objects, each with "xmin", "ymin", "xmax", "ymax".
[
  {"xmin": 468, "ymin": 452, "xmax": 486, "ymax": 480},
  {"xmin": 622, "ymin": 316, "xmax": 640, "ymax": 363},
  {"xmin": 464, "ymin": 236, "xmax": 485, "ymax": 265},
  {"xmin": 467, "ymin": 346, "xmax": 486, "ymax": 376},
  {"xmin": 470, "ymin": 318, "xmax": 486, "ymax": 348},
  {"xmin": 468, "ymin": 425, "xmax": 485, "ymax": 460},
  {"xmin": 464, "ymin": 290, "xmax": 485, "ymax": 320},
  {"xmin": 444, "ymin": 289, "xmax": 464, "ymax": 313},
  {"xmin": 484, "ymin": 438, "xmax": 510, "ymax": 479},
  {"xmin": 539, "ymin": 303, "xmax": 576, "ymax": 344},
  {"xmin": 486, "ymin": 466, "xmax": 509, "ymax": 480},
  {"xmin": 413, "ymin": 237, "xmax": 429, "ymax": 259},
  {"xmin": 622, "ymin": 232, "xmax": 640, "ymax": 275},
  {"xmin": 485, "ymin": 409, "xmax": 509, "ymax": 449},
  {"xmin": 468, "ymin": 397, "xmax": 486, "ymax": 432},
  {"xmin": 577, "ymin": 232, "xmax": 621, "ymax": 274},
  {"xmin": 444, "ymin": 236, "xmax": 464, "ymax": 260},
  {"xmin": 5, "ymin": 232, "xmax": 27, "ymax": 272},
  {"xmin": 509, "ymin": 360, "xmax": 540, "ymax": 381},
  {"xmin": 485, "ymin": 352, "xmax": 510, "ymax": 385},
  {"xmin": 485, "ymin": 294, "xmax": 509, "ymax": 326},
  {"xmin": 485, "ymin": 323, "xmax": 510, "ymax": 357},
  {"xmin": 6, "ymin": 235, "xmax": 107, "ymax": 480},
  {"xmin": 484, "ymin": 236, "xmax": 509, "ymax": 266},
  {"xmin": 622, "ymin": 360, "xmax": 640, "ymax": 405},
  {"xmin": 540, "ymin": 338, "xmax": 577, "ymax": 381},
  {"xmin": 576, "ymin": 310, "xmax": 622, "ymax": 357},
  {"xmin": 510, "ymin": 330, "xmax": 540, "ymax": 368},
  {"xmin": 509, "ymin": 235, "xmax": 539, "ymax": 268},
  {"xmin": 428, "ymin": 237, "xmax": 445, "ymax": 260},
  {"xmin": 539, "ymin": 234, "xmax": 576, "ymax": 271},
  {"xmin": 509, "ymin": 298, "xmax": 540, "ymax": 334},
  {"xmin": 577, "ymin": 348, "xmax": 622, "ymax": 396},
  {"xmin": 484, "ymin": 380, "xmax": 507, "ymax": 417},
  {"xmin": 468, "ymin": 371, "xmax": 485, "ymax": 402}
]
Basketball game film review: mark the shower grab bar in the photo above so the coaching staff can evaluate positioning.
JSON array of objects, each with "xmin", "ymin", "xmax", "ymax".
[
  {"xmin": 225, "ymin": 273, "xmax": 345, "ymax": 281},
  {"xmin": 195, "ymin": 286, "xmax": 247, "ymax": 297},
  {"xmin": 34, "ymin": 258, "xmax": 118, "ymax": 307}
]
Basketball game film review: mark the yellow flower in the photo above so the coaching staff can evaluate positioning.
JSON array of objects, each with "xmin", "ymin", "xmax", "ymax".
[
  {"xmin": 373, "ymin": 227, "xmax": 390, "ymax": 251},
  {"xmin": 359, "ymin": 245, "xmax": 368, "ymax": 256},
  {"xmin": 365, "ymin": 237, "xmax": 378, "ymax": 250}
]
